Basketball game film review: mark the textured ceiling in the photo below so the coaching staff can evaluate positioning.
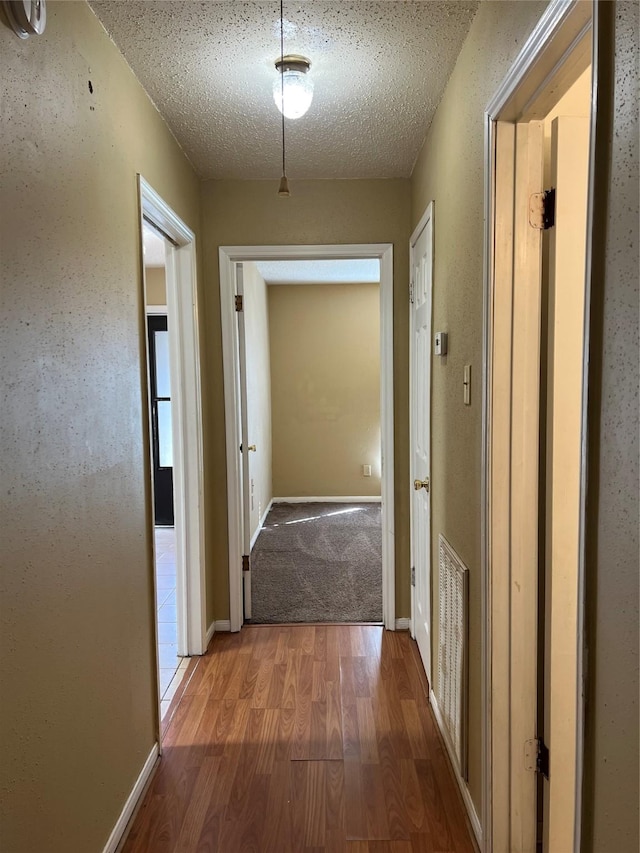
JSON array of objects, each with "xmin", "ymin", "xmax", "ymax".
[
  {"xmin": 90, "ymin": 1, "xmax": 479, "ymax": 180},
  {"xmin": 255, "ymin": 259, "xmax": 379, "ymax": 284}
]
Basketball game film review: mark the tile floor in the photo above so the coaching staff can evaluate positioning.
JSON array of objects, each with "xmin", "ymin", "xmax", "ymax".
[{"xmin": 154, "ymin": 526, "xmax": 187, "ymax": 720}]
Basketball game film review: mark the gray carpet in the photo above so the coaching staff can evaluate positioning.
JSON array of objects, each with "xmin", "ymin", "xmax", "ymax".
[{"xmin": 249, "ymin": 502, "xmax": 382, "ymax": 624}]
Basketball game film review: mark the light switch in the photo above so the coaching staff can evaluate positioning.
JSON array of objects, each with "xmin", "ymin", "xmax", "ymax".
[
  {"xmin": 463, "ymin": 365, "xmax": 471, "ymax": 405},
  {"xmin": 363, "ymin": 464, "xmax": 372, "ymax": 477}
]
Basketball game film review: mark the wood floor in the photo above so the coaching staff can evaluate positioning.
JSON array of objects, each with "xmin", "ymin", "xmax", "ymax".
[{"xmin": 123, "ymin": 626, "xmax": 477, "ymax": 853}]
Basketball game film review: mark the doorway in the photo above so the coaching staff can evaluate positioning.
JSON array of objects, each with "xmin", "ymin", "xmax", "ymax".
[
  {"xmin": 483, "ymin": 2, "xmax": 595, "ymax": 850},
  {"xmin": 220, "ymin": 244, "xmax": 395, "ymax": 633},
  {"xmin": 241, "ymin": 260, "xmax": 382, "ymax": 624},
  {"xmin": 138, "ymin": 177, "xmax": 207, "ymax": 737}
]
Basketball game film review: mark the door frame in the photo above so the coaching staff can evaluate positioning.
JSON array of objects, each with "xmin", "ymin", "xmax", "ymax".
[
  {"xmin": 219, "ymin": 243, "xmax": 395, "ymax": 633},
  {"xmin": 409, "ymin": 201, "xmax": 434, "ymax": 683},
  {"xmin": 138, "ymin": 176, "xmax": 207, "ymax": 660},
  {"xmin": 482, "ymin": 1, "xmax": 596, "ymax": 850}
]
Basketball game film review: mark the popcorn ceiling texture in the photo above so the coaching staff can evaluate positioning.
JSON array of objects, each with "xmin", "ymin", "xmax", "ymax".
[{"xmin": 89, "ymin": 0, "xmax": 478, "ymax": 179}]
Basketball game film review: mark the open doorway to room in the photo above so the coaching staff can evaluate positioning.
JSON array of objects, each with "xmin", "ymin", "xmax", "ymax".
[
  {"xmin": 484, "ymin": 2, "xmax": 595, "ymax": 849},
  {"xmin": 142, "ymin": 223, "xmax": 188, "ymax": 720},
  {"xmin": 244, "ymin": 259, "xmax": 382, "ymax": 624},
  {"xmin": 220, "ymin": 244, "xmax": 395, "ymax": 633},
  {"xmin": 138, "ymin": 176, "xmax": 207, "ymax": 736}
]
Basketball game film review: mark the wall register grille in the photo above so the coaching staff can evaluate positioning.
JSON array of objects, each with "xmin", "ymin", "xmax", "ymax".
[{"xmin": 437, "ymin": 534, "xmax": 469, "ymax": 779}]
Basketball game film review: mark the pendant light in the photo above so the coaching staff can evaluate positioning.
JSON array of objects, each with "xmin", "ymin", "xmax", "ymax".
[{"xmin": 273, "ymin": 54, "xmax": 313, "ymax": 120}]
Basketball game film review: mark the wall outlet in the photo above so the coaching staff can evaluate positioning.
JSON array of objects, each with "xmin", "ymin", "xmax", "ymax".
[{"xmin": 362, "ymin": 464, "xmax": 372, "ymax": 477}]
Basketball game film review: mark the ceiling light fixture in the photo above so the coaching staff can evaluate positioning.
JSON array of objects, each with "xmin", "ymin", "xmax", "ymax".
[{"xmin": 273, "ymin": 54, "xmax": 313, "ymax": 120}]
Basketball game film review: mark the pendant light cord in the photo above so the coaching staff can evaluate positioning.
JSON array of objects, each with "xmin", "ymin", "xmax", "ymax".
[{"xmin": 280, "ymin": 0, "xmax": 286, "ymax": 177}]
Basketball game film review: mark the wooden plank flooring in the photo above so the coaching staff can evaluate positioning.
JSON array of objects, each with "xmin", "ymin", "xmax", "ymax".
[{"xmin": 123, "ymin": 626, "xmax": 477, "ymax": 853}]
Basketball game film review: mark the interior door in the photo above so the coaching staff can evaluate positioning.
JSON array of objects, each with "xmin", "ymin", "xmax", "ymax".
[
  {"xmin": 543, "ymin": 115, "xmax": 590, "ymax": 852},
  {"xmin": 410, "ymin": 205, "xmax": 433, "ymax": 683},
  {"xmin": 147, "ymin": 315, "xmax": 174, "ymax": 526},
  {"xmin": 236, "ymin": 263, "xmax": 252, "ymax": 620}
]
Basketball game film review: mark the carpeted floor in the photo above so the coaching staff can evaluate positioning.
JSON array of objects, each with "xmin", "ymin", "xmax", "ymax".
[{"xmin": 249, "ymin": 502, "xmax": 382, "ymax": 624}]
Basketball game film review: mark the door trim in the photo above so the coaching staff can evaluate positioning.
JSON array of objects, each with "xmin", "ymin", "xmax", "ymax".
[
  {"xmin": 138, "ymin": 176, "xmax": 207, "ymax": 661},
  {"xmin": 483, "ymin": 1, "xmax": 596, "ymax": 849},
  {"xmin": 409, "ymin": 201, "xmax": 434, "ymax": 682},
  {"xmin": 219, "ymin": 243, "xmax": 395, "ymax": 633}
]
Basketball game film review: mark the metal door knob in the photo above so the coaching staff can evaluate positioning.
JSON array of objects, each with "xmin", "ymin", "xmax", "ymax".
[
  {"xmin": 248, "ymin": 445, "xmax": 257, "ymax": 452},
  {"xmin": 414, "ymin": 477, "xmax": 430, "ymax": 492}
]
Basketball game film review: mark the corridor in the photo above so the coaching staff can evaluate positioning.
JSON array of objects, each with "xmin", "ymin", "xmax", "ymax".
[{"xmin": 123, "ymin": 625, "xmax": 476, "ymax": 852}]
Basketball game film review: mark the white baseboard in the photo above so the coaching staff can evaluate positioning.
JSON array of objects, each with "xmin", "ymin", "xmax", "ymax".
[
  {"xmin": 205, "ymin": 620, "xmax": 232, "ymax": 647},
  {"xmin": 273, "ymin": 496, "xmax": 382, "ymax": 503},
  {"xmin": 429, "ymin": 690, "xmax": 482, "ymax": 847},
  {"xmin": 105, "ymin": 743, "xmax": 159, "ymax": 853},
  {"xmin": 395, "ymin": 617, "xmax": 411, "ymax": 630},
  {"xmin": 250, "ymin": 499, "xmax": 273, "ymax": 550}
]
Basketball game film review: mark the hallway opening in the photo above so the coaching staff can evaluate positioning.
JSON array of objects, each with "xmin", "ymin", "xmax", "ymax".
[{"xmin": 220, "ymin": 244, "xmax": 396, "ymax": 633}]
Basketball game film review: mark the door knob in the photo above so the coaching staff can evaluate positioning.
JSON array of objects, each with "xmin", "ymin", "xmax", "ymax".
[
  {"xmin": 248, "ymin": 445, "xmax": 257, "ymax": 452},
  {"xmin": 414, "ymin": 477, "xmax": 430, "ymax": 492}
]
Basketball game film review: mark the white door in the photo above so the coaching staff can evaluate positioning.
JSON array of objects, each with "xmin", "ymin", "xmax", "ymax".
[
  {"xmin": 410, "ymin": 204, "xmax": 434, "ymax": 683},
  {"xmin": 543, "ymin": 115, "xmax": 590, "ymax": 852},
  {"xmin": 235, "ymin": 263, "xmax": 252, "ymax": 620}
]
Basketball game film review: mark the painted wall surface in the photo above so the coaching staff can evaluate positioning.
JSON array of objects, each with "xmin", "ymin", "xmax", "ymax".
[
  {"xmin": 582, "ymin": 3, "xmax": 639, "ymax": 850},
  {"xmin": 145, "ymin": 266, "xmax": 167, "ymax": 306},
  {"xmin": 269, "ymin": 283, "xmax": 381, "ymax": 498},
  {"xmin": 0, "ymin": 3, "xmax": 201, "ymax": 851},
  {"xmin": 243, "ymin": 263, "xmax": 273, "ymax": 543},
  {"xmin": 410, "ymin": 0, "xmax": 548, "ymax": 817},
  {"xmin": 201, "ymin": 178, "xmax": 411, "ymax": 618}
]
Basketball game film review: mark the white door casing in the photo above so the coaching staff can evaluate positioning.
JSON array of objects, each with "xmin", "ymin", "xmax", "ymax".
[
  {"xmin": 138, "ymin": 176, "xmax": 207, "ymax": 746},
  {"xmin": 219, "ymin": 244, "xmax": 395, "ymax": 633},
  {"xmin": 483, "ymin": 2, "xmax": 594, "ymax": 848},
  {"xmin": 410, "ymin": 203, "xmax": 434, "ymax": 684}
]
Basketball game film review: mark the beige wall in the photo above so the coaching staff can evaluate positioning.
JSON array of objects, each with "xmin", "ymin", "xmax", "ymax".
[
  {"xmin": 269, "ymin": 283, "xmax": 381, "ymax": 497},
  {"xmin": 145, "ymin": 266, "xmax": 167, "ymax": 306},
  {"xmin": 582, "ymin": 2, "xmax": 639, "ymax": 850},
  {"xmin": 0, "ymin": 2, "xmax": 201, "ymax": 851},
  {"xmin": 410, "ymin": 0, "xmax": 549, "ymax": 817},
  {"xmin": 201, "ymin": 178, "xmax": 411, "ymax": 618},
  {"xmin": 243, "ymin": 262, "xmax": 273, "ymax": 541}
]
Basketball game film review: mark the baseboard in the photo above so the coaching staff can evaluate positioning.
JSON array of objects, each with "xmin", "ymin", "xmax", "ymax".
[
  {"xmin": 429, "ymin": 690, "xmax": 482, "ymax": 847},
  {"xmin": 205, "ymin": 621, "xmax": 216, "ymax": 648},
  {"xmin": 273, "ymin": 496, "xmax": 382, "ymax": 503},
  {"xmin": 214, "ymin": 620, "xmax": 231, "ymax": 632},
  {"xmin": 105, "ymin": 743, "xmax": 159, "ymax": 853},
  {"xmin": 250, "ymin": 499, "xmax": 273, "ymax": 550},
  {"xmin": 395, "ymin": 617, "xmax": 411, "ymax": 630}
]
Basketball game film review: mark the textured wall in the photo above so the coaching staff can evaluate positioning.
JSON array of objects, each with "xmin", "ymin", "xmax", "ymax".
[
  {"xmin": 201, "ymin": 178, "xmax": 411, "ymax": 619},
  {"xmin": 0, "ymin": 2, "xmax": 201, "ymax": 850},
  {"xmin": 410, "ymin": 0, "xmax": 548, "ymax": 818},
  {"xmin": 582, "ymin": 2, "xmax": 639, "ymax": 850},
  {"xmin": 269, "ymin": 283, "xmax": 381, "ymax": 498},
  {"xmin": 145, "ymin": 266, "xmax": 167, "ymax": 306}
]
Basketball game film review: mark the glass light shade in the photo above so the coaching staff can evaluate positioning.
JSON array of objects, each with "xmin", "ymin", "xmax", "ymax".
[{"xmin": 273, "ymin": 70, "xmax": 313, "ymax": 119}]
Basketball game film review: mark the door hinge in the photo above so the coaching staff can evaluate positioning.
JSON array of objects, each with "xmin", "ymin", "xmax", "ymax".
[
  {"xmin": 525, "ymin": 737, "xmax": 549, "ymax": 778},
  {"xmin": 235, "ymin": 294, "xmax": 243, "ymax": 312},
  {"xmin": 242, "ymin": 554, "xmax": 250, "ymax": 572},
  {"xmin": 411, "ymin": 566, "xmax": 416, "ymax": 587},
  {"xmin": 529, "ymin": 188, "xmax": 556, "ymax": 230}
]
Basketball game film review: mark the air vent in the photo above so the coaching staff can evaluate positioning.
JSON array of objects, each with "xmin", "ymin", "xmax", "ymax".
[{"xmin": 437, "ymin": 534, "xmax": 469, "ymax": 779}]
